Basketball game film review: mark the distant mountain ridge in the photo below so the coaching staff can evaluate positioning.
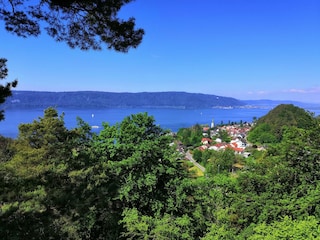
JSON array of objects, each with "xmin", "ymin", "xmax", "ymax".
[
  {"xmin": 244, "ymin": 99, "xmax": 320, "ymax": 108},
  {"xmin": 4, "ymin": 91, "xmax": 246, "ymax": 109}
]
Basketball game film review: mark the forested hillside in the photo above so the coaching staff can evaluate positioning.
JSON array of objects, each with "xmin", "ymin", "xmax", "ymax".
[
  {"xmin": 1, "ymin": 105, "xmax": 320, "ymax": 239},
  {"xmin": 247, "ymin": 104, "xmax": 317, "ymax": 143},
  {"xmin": 3, "ymin": 91, "xmax": 245, "ymax": 109}
]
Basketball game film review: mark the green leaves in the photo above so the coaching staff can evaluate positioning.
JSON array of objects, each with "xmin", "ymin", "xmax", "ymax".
[
  {"xmin": 248, "ymin": 104, "xmax": 317, "ymax": 144},
  {"xmin": 0, "ymin": 0, "xmax": 144, "ymax": 52},
  {"xmin": 177, "ymin": 124, "xmax": 203, "ymax": 147},
  {"xmin": 201, "ymin": 223, "xmax": 236, "ymax": 240},
  {"xmin": 249, "ymin": 216, "xmax": 320, "ymax": 240},
  {"xmin": 0, "ymin": 58, "xmax": 18, "ymax": 121},
  {"xmin": 121, "ymin": 208, "xmax": 194, "ymax": 240},
  {"xmin": 2, "ymin": 106, "xmax": 320, "ymax": 239},
  {"xmin": 92, "ymin": 113, "xmax": 186, "ymax": 216}
]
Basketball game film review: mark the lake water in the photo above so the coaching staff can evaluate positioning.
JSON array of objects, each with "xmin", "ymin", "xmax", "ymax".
[{"xmin": 1, "ymin": 106, "xmax": 319, "ymax": 138}]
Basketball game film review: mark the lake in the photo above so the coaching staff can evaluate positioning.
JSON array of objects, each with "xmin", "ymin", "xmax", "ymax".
[{"xmin": 1, "ymin": 106, "xmax": 319, "ymax": 138}]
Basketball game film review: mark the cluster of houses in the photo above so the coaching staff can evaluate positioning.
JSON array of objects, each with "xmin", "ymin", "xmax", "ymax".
[{"xmin": 199, "ymin": 123, "xmax": 252, "ymax": 157}]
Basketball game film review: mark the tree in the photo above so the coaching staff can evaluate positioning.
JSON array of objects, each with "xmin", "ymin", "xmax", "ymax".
[
  {"xmin": 218, "ymin": 129, "xmax": 231, "ymax": 143},
  {"xmin": 201, "ymin": 223, "xmax": 236, "ymax": 240},
  {"xmin": 248, "ymin": 216, "xmax": 320, "ymax": 240},
  {"xmin": 92, "ymin": 113, "xmax": 187, "ymax": 216},
  {"xmin": 70, "ymin": 112, "xmax": 188, "ymax": 238},
  {"xmin": 0, "ymin": 108, "xmax": 96, "ymax": 239},
  {"xmin": 121, "ymin": 208, "xmax": 194, "ymax": 240},
  {"xmin": 206, "ymin": 148, "xmax": 235, "ymax": 175},
  {"xmin": 0, "ymin": 58, "xmax": 17, "ymax": 121},
  {"xmin": 177, "ymin": 124, "xmax": 203, "ymax": 147},
  {"xmin": 0, "ymin": 0, "xmax": 144, "ymax": 120},
  {"xmin": 248, "ymin": 104, "xmax": 317, "ymax": 144},
  {"xmin": 0, "ymin": 0, "xmax": 144, "ymax": 52},
  {"xmin": 192, "ymin": 149, "xmax": 202, "ymax": 162},
  {"xmin": 247, "ymin": 123, "xmax": 278, "ymax": 144},
  {"xmin": 0, "ymin": 110, "xmax": 192, "ymax": 239},
  {"xmin": 0, "ymin": 135, "xmax": 14, "ymax": 162}
]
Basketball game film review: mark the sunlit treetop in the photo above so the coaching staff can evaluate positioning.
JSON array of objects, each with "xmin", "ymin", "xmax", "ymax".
[{"xmin": 0, "ymin": 0, "xmax": 144, "ymax": 52}]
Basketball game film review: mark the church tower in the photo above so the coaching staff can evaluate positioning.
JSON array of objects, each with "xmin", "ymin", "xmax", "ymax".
[{"xmin": 211, "ymin": 118, "xmax": 215, "ymax": 128}]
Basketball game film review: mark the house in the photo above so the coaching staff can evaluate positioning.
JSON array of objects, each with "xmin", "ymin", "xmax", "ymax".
[
  {"xmin": 202, "ymin": 126, "xmax": 210, "ymax": 137},
  {"xmin": 198, "ymin": 145, "xmax": 208, "ymax": 151},
  {"xmin": 233, "ymin": 147, "xmax": 244, "ymax": 154},
  {"xmin": 203, "ymin": 126, "xmax": 210, "ymax": 132},
  {"xmin": 208, "ymin": 145, "xmax": 219, "ymax": 151},
  {"xmin": 201, "ymin": 137, "xmax": 212, "ymax": 145}
]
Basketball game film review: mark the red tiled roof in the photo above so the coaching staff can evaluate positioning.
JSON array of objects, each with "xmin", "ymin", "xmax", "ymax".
[
  {"xmin": 201, "ymin": 138, "xmax": 212, "ymax": 142},
  {"xmin": 214, "ymin": 143, "xmax": 225, "ymax": 148},
  {"xmin": 233, "ymin": 147, "xmax": 244, "ymax": 152}
]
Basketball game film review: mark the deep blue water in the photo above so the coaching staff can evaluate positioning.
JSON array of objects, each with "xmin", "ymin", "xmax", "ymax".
[{"xmin": 1, "ymin": 106, "xmax": 319, "ymax": 138}]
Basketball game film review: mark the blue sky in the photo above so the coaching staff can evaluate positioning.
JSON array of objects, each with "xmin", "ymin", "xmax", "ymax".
[{"xmin": 1, "ymin": 0, "xmax": 320, "ymax": 103}]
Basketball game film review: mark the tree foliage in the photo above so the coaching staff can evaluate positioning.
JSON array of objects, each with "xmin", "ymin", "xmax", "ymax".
[
  {"xmin": 177, "ymin": 124, "xmax": 203, "ymax": 147},
  {"xmin": 249, "ymin": 216, "xmax": 320, "ymax": 240},
  {"xmin": 0, "ymin": 0, "xmax": 144, "ymax": 121},
  {"xmin": 0, "ymin": 108, "xmax": 94, "ymax": 239},
  {"xmin": 91, "ymin": 113, "xmax": 187, "ymax": 217},
  {"xmin": 0, "ymin": 0, "xmax": 144, "ymax": 52},
  {"xmin": 248, "ymin": 104, "xmax": 317, "ymax": 144},
  {"xmin": 0, "ymin": 58, "xmax": 17, "ymax": 121},
  {"xmin": 2, "ymin": 105, "xmax": 320, "ymax": 239},
  {"xmin": 0, "ymin": 109, "xmax": 189, "ymax": 239}
]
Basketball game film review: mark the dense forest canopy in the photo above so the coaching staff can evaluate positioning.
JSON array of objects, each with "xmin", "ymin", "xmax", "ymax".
[
  {"xmin": 1, "ymin": 104, "xmax": 320, "ymax": 238},
  {"xmin": 2, "ymin": 1, "xmax": 320, "ymax": 236},
  {"xmin": 247, "ymin": 104, "xmax": 318, "ymax": 144}
]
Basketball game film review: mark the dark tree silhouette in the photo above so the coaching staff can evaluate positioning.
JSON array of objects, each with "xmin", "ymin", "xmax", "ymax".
[
  {"xmin": 0, "ymin": 59, "xmax": 17, "ymax": 121},
  {"xmin": 0, "ymin": 0, "xmax": 144, "ymax": 121},
  {"xmin": 0, "ymin": 0, "xmax": 144, "ymax": 51}
]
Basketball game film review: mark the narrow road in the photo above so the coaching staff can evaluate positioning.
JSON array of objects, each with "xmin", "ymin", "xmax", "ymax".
[{"xmin": 185, "ymin": 150, "xmax": 205, "ymax": 173}]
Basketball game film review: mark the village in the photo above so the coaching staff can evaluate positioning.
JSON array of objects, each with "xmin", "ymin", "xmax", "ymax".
[
  {"xmin": 199, "ymin": 120, "xmax": 252, "ymax": 158},
  {"xmin": 175, "ymin": 118, "xmax": 264, "ymax": 170}
]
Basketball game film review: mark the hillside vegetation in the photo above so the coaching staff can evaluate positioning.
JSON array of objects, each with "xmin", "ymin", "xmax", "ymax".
[
  {"xmin": 1, "ymin": 105, "xmax": 320, "ymax": 239},
  {"xmin": 4, "ymin": 91, "xmax": 245, "ymax": 109},
  {"xmin": 247, "ymin": 104, "xmax": 317, "ymax": 144}
]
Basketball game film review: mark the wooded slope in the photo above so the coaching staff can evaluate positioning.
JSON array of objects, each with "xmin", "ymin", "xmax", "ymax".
[{"xmin": 4, "ymin": 91, "xmax": 245, "ymax": 109}]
